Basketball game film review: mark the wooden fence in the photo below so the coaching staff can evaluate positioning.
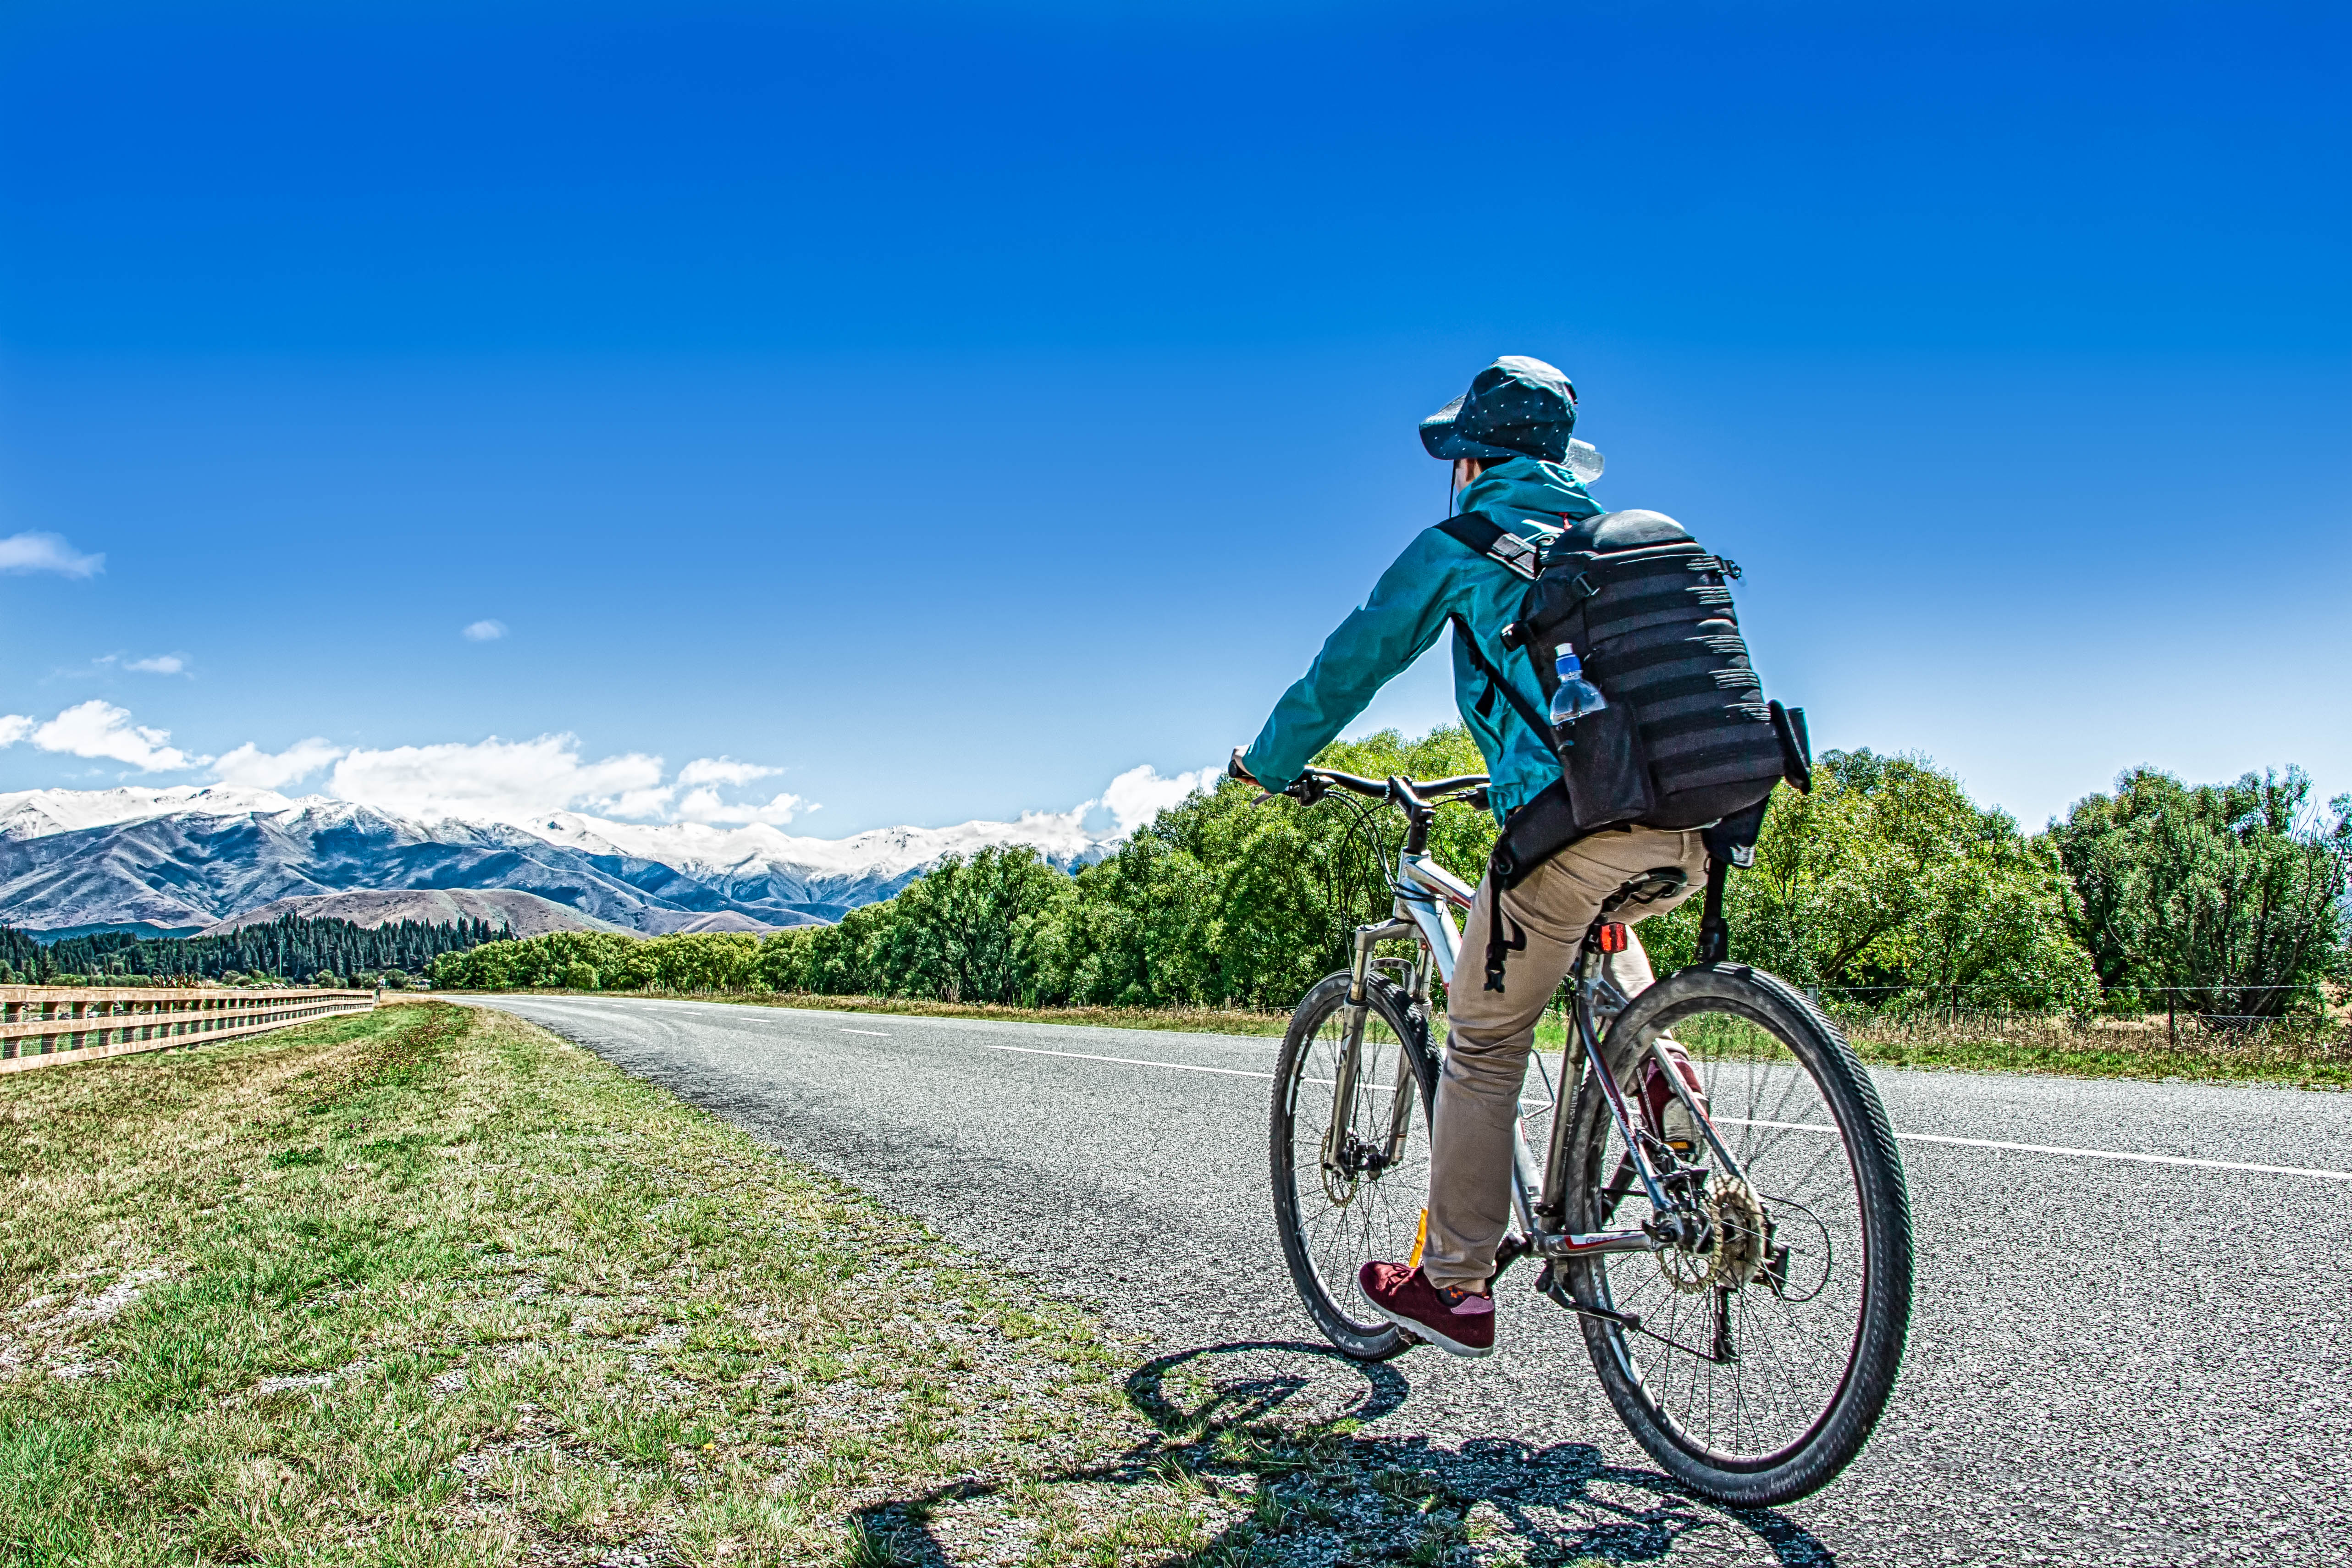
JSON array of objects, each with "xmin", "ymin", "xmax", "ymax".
[{"xmin": 0, "ymin": 986, "xmax": 376, "ymax": 1075}]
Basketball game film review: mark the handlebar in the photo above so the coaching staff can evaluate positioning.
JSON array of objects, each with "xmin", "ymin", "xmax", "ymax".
[{"xmin": 1278, "ymin": 765, "xmax": 1490, "ymax": 812}]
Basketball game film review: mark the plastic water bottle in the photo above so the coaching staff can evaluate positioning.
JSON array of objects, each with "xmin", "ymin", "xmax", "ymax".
[{"xmin": 1549, "ymin": 642, "xmax": 1608, "ymax": 728}]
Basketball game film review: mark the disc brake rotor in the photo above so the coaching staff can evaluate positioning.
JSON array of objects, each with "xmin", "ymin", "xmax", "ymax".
[{"xmin": 1320, "ymin": 1127, "xmax": 1361, "ymax": 1208}]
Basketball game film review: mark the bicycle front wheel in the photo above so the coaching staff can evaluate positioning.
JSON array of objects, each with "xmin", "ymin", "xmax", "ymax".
[
  {"xmin": 1562, "ymin": 963, "xmax": 1912, "ymax": 1507},
  {"xmin": 1270, "ymin": 972, "xmax": 1438, "ymax": 1360}
]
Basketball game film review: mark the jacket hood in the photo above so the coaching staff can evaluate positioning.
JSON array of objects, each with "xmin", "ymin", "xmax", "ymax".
[{"xmin": 1452, "ymin": 454, "xmax": 1604, "ymax": 523}]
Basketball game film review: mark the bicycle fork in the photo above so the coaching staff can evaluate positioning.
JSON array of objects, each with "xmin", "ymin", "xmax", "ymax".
[{"xmin": 1324, "ymin": 919, "xmax": 1421, "ymax": 1180}]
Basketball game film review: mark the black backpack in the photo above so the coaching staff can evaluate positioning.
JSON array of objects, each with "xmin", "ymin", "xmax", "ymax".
[{"xmin": 1440, "ymin": 506, "xmax": 1811, "ymax": 860}]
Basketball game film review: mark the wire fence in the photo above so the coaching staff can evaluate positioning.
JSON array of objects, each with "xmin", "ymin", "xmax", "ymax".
[{"xmin": 1802, "ymin": 988, "xmax": 2349, "ymax": 1077}]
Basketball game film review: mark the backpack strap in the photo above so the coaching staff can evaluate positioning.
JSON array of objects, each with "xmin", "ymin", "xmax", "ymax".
[
  {"xmin": 1449, "ymin": 614, "xmax": 1552, "ymax": 742},
  {"xmin": 1436, "ymin": 511, "xmax": 1542, "ymax": 582}
]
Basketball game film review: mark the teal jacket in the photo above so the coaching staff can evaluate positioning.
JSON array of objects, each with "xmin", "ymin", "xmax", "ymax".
[{"xmin": 1241, "ymin": 457, "xmax": 1605, "ymax": 823}]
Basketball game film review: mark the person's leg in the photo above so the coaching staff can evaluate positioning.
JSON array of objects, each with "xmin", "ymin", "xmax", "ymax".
[
  {"xmin": 1418, "ymin": 870, "xmax": 1574, "ymax": 1291},
  {"xmin": 1420, "ymin": 826, "xmax": 1708, "ymax": 1292}
]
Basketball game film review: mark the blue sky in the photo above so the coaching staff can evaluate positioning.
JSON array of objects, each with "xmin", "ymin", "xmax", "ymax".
[{"xmin": 1, "ymin": 0, "xmax": 2345, "ymax": 836}]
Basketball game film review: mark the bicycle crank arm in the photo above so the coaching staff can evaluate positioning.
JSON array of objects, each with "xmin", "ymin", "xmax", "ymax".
[
  {"xmin": 1536, "ymin": 1267, "xmax": 1735, "ymax": 1365},
  {"xmin": 1535, "ymin": 1265, "xmax": 1642, "ymax": 1331}
]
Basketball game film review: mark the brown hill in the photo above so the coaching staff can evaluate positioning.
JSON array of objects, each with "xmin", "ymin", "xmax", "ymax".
[{"xmin": 197, "ymin": 889, "xmax": 625, "ymax": 939}]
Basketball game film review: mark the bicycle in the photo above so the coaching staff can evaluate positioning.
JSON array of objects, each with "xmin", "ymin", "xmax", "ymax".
[{"xmin": 1265, "ymin": 765, "xmax": 1913, "ymax": 1507}]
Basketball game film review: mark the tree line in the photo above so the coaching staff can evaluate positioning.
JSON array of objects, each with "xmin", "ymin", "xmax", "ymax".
[
  {"xmin": 5, "ymin": 915, "xmax": 502, "ymax": 987},
  {"xmin": 430, "ymin": 725, "xmax": 2352, "ymax": 1021}
]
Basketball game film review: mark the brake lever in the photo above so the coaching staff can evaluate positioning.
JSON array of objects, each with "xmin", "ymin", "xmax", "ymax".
[{"xmin": 1254, "ymin": 777, "xmax": 1329, "ymax": 806}]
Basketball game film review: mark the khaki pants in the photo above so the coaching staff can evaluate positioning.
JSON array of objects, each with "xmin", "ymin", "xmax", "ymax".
[{"xmin": 1420, "ymin": 825, "xmax": 1709, "ymax": 1291}]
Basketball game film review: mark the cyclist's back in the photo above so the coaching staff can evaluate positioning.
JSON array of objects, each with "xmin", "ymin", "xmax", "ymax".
[
  {"xmin": 1232, "ymin": 354, "xmax": 1708, "ymax": 1354},
  {"xmin": 1239, "ymin": 364, "xmax": 1596, "ymax": 830}
]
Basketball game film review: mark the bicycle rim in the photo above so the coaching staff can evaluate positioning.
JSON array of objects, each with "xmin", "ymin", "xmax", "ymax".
[
  {"xmin": 1565, "ymin": 965, "xmax": 1911, "ymax": 1505},
  {"xmin": 1271, "ymin": 974, "xmax": 1436, "ymax": 1358}
]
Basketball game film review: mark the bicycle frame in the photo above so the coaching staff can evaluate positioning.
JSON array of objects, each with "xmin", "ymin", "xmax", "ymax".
[{"xmin": 1321, "ymin": 773, "xmax": 1749, "ymax": 1268}]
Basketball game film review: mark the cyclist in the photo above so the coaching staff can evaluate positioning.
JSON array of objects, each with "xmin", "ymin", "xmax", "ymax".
[{"xmin": 1232, "ymin": 355, "xmax": 1706, "ymax": 1358}]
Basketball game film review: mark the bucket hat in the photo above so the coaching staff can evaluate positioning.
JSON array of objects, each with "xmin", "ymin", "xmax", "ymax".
[{"xmin": 1419, "ymin": 355, "xmax": 1581, "ymax": 464}]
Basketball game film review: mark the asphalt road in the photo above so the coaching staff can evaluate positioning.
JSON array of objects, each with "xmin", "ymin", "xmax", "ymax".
[{"xmin": 473, "ymin": 994, "xmax": 2352, "ymax": 1567}]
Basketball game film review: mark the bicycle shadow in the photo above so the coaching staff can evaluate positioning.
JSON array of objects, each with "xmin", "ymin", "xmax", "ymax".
[{"xmin": 852, "ymin": 1339, "xmax": 1836, "ymax": 1565}]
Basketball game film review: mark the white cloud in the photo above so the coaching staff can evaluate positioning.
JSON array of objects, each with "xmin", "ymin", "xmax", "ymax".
[
  {"xmin": 461, "ymin": 620, "xmax": 508, "ymax": 642},
  {"xmin": 124, "ymin": 654, "xmax": 188, "ymax": 675},
  {"xmin": 1098, "ymin": 762, "xmax": 1219, "ymax": 836},
  {"xmin": 674, "ymin": 787, "xmax": 809, "ymax": 826},
  {"xmin": 0, "ymin": 714, "xmax": 31, "ymax": 747},
  {"xmin": 193, "ymin": 730, "xmax": 798, "ymax": 828},
  {"xmin": 326, "ymin": 734, "xmax": 664, "ymax": 824},
  {"xmin": 0, "ymin": 531, "xmax": 104, "ymax": 578},
  {"xmin": 677, "ymin": 756, "xmax": 778, "ymax": 789},
  {"xmin": 602, "ymin": 783, "xmax": 679, "ymax": 818},
  {"xmin": 28, "ymin": 700, "xmax": 200, "ymax": 771},
  {"xmin": 211, "ymin": 737, "xmax": 345, "ymax": 790}
]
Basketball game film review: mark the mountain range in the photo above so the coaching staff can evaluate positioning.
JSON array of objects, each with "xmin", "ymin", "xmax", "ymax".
[{"xmin": 0, "ymin": 786, "xmax": 1110, "ymax": 939}]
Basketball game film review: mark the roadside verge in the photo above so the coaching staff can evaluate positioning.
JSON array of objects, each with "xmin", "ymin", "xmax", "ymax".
[{"xmin": 0, "ymin": 1001, "xmax": 1247, "ymax": 1564}]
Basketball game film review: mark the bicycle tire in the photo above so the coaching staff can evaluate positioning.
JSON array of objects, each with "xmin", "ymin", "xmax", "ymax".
[
  {"xmin": 1561, "ymin": 963, "xmax": 1912, "ymax": 1507},
  {"xmin": 1270, "ymin": 972, "xmax": 1440, "ymax": 1361}
]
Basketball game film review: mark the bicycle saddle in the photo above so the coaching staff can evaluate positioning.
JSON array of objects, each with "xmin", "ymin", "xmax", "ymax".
[{"xmin": 1601, "ymin": 866, "xmax": 1691, "ymax": 915}]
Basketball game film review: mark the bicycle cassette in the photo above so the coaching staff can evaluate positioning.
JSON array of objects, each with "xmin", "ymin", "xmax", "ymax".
[{"xmin": 1659, "ymin": 1176, "xmax": 1768, "ymax": 1295}]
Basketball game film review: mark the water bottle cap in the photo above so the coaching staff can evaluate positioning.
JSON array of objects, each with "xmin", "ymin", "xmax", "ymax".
[{"xmin": 1554, "ymin": 642, "xmax": 1575, "ymax": 657}]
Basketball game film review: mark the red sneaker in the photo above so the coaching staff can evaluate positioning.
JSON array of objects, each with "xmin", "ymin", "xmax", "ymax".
[
  {"xmin": 1638, "ymin": 1039, "xmax": 1711, "ymax": 1159},
  {"xmin": 1358, "ymin": 1262, "xmax": 1495, "ymax": 1358}
]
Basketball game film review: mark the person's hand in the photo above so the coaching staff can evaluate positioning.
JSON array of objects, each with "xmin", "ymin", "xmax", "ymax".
[{"xmin": 1228, "ymin": 748, "xmax": 1261, "ymax": 789}]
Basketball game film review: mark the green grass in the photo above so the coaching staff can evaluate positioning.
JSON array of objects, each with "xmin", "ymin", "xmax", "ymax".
[
  {"xmin": 0, "ymin": 1002, "xmax": 1232, "ymax": 1566},
  {"xmin": 0, "ymin": 1001, "xmax": 1860, "ymax": 1565}
]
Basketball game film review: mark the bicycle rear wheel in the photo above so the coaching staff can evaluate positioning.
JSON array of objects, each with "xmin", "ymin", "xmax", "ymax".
[
  {"xmin": 1561, "ymin": 963, "xmax": 1912, "ymax": 1507},
  {"xmin": 1270, "ymin": 972, "xmax": 1438, "ymax": 1360}
]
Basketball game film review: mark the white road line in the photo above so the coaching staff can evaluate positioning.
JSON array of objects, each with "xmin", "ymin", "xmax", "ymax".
[
  {"xmin": 1718, "ymin": 1116, "xmax": 2352, "ymax": 1183},
  {"xmin": 972, "ymin": 1042, "xmax": 2352, "ymax": 1184},
  {"xmin": 978, "ymin": 1042, "xmax": 1274, "ymax": 1079},
  {"xmin": 506, "ymin": 1002, "xmax": 2352, "ymax": 1185}
]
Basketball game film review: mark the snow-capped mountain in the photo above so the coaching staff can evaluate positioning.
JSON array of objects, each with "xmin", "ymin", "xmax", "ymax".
[
  {"xmin": 0, "ymin": 788, "xmax": 1115, "ymax": 938},
  {"xmin": 522, "ymin": 808, "xmax": 1103, "ymax": 918},
  {"xmin": 0, "ymin": 784, "xmax": 308, "ymax": 841}
]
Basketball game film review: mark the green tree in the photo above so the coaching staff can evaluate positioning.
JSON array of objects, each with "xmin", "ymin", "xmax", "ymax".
[
  {"xmin": 1035, "ymin": 724, "xmax": 1496, "ymax": 1009},
  {"xmin": 880, "ymin": 846, "xmax": 1071, "ymax": 1004},
  {"xmin": 1645, "ymin": 750, "xmax": 2097, "ymax": 1011},
  {"xmin": 2049, "ymin": 767, "xmax": 2351, "ymax": 1018}
]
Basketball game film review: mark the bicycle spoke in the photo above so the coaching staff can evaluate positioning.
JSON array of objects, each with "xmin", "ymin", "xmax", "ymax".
[{"xmin": 1585, "ymin": 1001, "xmax": 1875, "ymax": 1465}]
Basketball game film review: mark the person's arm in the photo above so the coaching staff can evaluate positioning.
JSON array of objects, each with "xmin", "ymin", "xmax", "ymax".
[{"xmin": 1239, "ymin": 530, "xmax": 1462, "ymax": 791}]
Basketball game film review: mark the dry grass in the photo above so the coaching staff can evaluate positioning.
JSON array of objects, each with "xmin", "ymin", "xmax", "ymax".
[{"xmin": 1837, "ymin": 1010, "xmax": 2352, "ymax": 1088}]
